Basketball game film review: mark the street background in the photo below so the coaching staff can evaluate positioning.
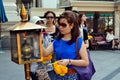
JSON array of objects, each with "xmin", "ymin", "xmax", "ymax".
[{"xmin": 0, "ymin": 50, "xmax": 120, "ymax": 80}]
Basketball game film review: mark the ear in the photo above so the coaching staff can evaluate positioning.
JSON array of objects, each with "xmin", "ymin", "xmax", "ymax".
[{"xmin": 70, "ymin": 23, "xmax": 74, "ymax": 29}]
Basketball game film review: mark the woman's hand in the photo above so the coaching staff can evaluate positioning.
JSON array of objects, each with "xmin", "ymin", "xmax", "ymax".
[{"xmin": 57, "ymin": 59, "xmax": 69, "ymax": 66}]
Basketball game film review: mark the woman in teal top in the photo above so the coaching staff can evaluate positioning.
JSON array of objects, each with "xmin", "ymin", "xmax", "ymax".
[{"xmin": 43, "ymin": 11, "xmax": 89, "ymax": 80}]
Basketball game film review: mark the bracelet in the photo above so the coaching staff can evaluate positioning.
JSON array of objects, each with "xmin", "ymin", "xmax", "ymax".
[{"xmin": 69, "ymin": 59, "xmax": 72, "ymax": 65}]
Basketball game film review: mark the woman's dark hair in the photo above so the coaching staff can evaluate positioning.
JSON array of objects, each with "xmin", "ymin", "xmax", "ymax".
[
  {"xmin": 57, "ymin": 11, "xmax": 80, "ymax": 45},
  {"xmin": 44, "ymin": 11, "xmax": 56, "ymax": 19},
  {"xmin": 108, "ymin": 28, "xmax": 113, "ymax": 33},
  {"xmin": 79, "ymin": 12, "xmax": 87, "ymax": 27},
  {"xmin": 72, "ymin": 10, "xmax": 79, "ymax": 16}
]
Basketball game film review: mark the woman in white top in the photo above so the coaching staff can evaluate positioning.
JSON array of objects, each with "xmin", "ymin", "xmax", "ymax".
[
  {"xmin": 106, "ymin": 29, "xmax": 115, "ymax": 49},
  {"xmin": 79, "ymin": 12, "xmax": 89, "ymax": 48},
  {"xmin": 30, "ymin": 16, "xmax": 50, "ymax": 80}
]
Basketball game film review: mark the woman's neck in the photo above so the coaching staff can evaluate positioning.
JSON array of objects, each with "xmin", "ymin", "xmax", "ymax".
[
  {"xmin": 46, "ymin": 24, "xmax": 55, "ymax": 32},
  {"xmin": 80, "ymin": 21, "xmax": 84, "ymax": 26},
  {"xmin": 62, "ymin": 33, "xmax": 71, "ymax": 40},
  {"xmin": 46, "ymin": 23, "xmax": 53, "ymax": 27}
]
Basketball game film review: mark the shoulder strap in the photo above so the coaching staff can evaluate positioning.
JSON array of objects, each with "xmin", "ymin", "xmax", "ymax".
[{"xmin": 76, "ymin": 37, "xmax": 80, "ymax": 58}]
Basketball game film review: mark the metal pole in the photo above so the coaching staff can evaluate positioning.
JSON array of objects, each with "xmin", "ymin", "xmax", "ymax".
[{"xmin": 24, "ymin": 64, "xmax": 30, "ymax": 80}]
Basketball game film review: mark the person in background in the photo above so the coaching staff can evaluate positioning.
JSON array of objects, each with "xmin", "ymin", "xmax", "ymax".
[
  {"xmin": 29, "ymin": 16, "xmax": 48, "ymax": 80},
  {"xmin": 43, "ymin": 11, "xmax": 89, "ymax": 80},
  {"xmin": 44, "ymin": 11, "xmax": 59, "ymax": 41},
  {"xmin": 106, "ymin": 29, "xmax": 116, "ymax": 50},
  {"xmin": 43, "ymin": 11, "xmax": 59, "ymax": 80},
  {"xmin": 30, "ymin": 16, "xmax": 44, "ymax": 25},
  {"xmin": 78, "ymin": 12, "xmax": 89, "ymax": 48},
  {"xmin": 88, "ymin": 28, "xmax": 94, "ymax": 50},
  {"xmin": 88, "ymin": 28, "xmax": 94, "ymax": 36}
]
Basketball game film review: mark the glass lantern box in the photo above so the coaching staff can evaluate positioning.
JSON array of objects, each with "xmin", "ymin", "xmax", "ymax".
[{"xmin": 10, "ymin": 22, "xmax": 45, "ymax": 64}]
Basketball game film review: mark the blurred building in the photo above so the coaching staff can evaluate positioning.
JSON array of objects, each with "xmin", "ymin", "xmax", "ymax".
[
  {"xmin": 1, "ymin": 0, "xmax": 120, "ymax": 49},
  {"xmin": 17, "ymin": 0, "xmax": 119, "ymax": 37},
  {"xmin": 1, "ymin": 0, "xmax": 63, "ymax": 49},
  {"xmin": 2, "ymin": 0, "xmax": 63, "ymax": 33},
  {"xmin": 59, "ymin": 0, "xmax": 120, "ymax": 38}
]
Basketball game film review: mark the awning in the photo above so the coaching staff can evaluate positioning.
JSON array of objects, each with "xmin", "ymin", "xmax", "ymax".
[{"xmin": 86, "ymin": 13, "xmax": 113, "ymax": 17}]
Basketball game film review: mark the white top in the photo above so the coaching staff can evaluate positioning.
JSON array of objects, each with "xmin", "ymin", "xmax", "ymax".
[
  {"xmin": 79, "ymin": 25, "xmax": 84, "ymax": 38},
  {"xmin": 106, "ymin": 33, "xmax": 115, "ymax": 42}
]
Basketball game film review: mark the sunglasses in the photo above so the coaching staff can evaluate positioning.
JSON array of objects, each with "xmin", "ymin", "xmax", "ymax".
[
  {"xmin": 58, "ymin": 23, "xmax": 67, "ymax": 28},
  {"xmin": 46, "ymin": 16, "xmax": 54, "ymax": 19}
]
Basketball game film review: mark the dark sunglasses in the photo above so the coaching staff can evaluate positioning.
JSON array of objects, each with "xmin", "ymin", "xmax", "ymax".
[
  {"xmin": 46, "ymin": 16, "xmax": 54, "ymax": 19},
  {"xmin": 58, "ymin": 23, "xmax": 67, "ymax": 28}
]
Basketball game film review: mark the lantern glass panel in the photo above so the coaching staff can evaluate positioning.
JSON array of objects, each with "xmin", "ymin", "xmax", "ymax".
[
  {"xmin": 11, "ymin": 32, "xmax": 18, "ymax": 63},
  {"xmin": 20, "ymin": 31, "xmax": 41, "ymax": 62}
]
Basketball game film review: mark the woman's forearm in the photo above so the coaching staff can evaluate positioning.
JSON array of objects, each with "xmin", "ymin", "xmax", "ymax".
[
  {"xmin": 43, "ymin": 43, "xmax": 53, "ymax": 56},
  {"xmin": 69, "ymin": 59, "xmax": 89, "ymax": 67}
]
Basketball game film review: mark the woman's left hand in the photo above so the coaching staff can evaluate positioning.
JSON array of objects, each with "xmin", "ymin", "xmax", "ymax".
[{"xmin": 57, "ymin": 59, "xmax": 69, "ymax": 66}]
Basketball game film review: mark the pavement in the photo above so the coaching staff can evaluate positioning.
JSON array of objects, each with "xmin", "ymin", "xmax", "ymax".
[
  {"xmin": 0, "ymin": 50, "xmax": 120, "ymax": 80},
  {"xmin": 91, "ymin": 50, "xmax": 120, "ymax": 80},
  {"xmin": 0, "ymin": 50, "xmax": 24, "ymax": 80}
]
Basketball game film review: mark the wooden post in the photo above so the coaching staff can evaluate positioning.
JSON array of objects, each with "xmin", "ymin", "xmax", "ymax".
[{"xmin": 24, "ymin": 64, "xmax": 30, "ymax": 80}]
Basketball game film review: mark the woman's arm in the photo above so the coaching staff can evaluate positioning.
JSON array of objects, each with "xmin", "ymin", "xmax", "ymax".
[
  {"xmin": 70, "ymin": 42, "xmax": 89, "ymax": 66},
  {"xmin": 106, "ymin": 33, "xmax": 109, "ymax": 41},
  {"xmin": 83, "ymin": 29, "xmax": 89, "ymax": 48},
  {"xmin": 84, "ymin": 39, "xmax": 89, "ymax": 48},
  {"xmin": 43, "ymin": 43, "xmax": 54, "ymax": 56}
]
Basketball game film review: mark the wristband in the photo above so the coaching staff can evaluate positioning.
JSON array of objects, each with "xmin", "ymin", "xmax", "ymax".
[{"xmin": 69, "ymin": 59, "xmax": 72, "ymax": 65}]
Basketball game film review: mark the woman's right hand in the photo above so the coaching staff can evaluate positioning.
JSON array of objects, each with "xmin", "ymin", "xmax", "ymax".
[{"xmin": 57, "ymin": 59, "xmax": 69, "ymax": 66}]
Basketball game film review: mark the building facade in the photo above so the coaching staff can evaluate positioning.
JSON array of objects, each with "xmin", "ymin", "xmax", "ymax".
[
  {"xmin": 59, "ymin": 0, "xmax": 120, "ymax": 38},
  {"xmin": 1, "ymin": 0, "xmax": 120, "ymax": 49},
  {"xmin": 2, "ymin": 0, "xmax": 120, "ymax": 38}
]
